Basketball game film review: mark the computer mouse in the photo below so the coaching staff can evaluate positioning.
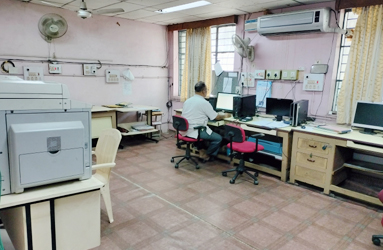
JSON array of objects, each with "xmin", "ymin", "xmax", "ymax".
[{"xmin": 301, "ymin": 125, "xmax": 306, "ymax": 129}]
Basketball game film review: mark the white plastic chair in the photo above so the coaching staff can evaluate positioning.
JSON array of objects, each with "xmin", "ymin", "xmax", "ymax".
[{"xmin": 92, "ymin": 128, "xmax": 122, "ymax": 223}]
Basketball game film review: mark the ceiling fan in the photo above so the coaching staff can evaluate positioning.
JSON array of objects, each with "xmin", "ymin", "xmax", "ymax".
[
  {"xmin": 40, "ymin": 0, "xmax": 125, "ymax": 19},
  {"xmin": 77, "ymin": 0, "xmax": 125, "ymax": 19}
]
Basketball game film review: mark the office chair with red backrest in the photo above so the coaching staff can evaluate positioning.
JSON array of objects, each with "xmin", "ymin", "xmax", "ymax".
[
  {"xmin": 171, "ymin": 115, "xmax": 205, "ymax": 169},
  {"xmin": 222, "ymin": 124, "xmax": 264, "ymax": 185},
  {"xmin": 372, "ymin": 190, "xmax": 383, "ymax": 245}
]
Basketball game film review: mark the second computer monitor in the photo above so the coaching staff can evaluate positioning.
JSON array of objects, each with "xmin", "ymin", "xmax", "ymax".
[
  {"xmin": 266, "ymin": 97, "xmax": 294, "ymax": 121},
  {"xmin": 241, "ymin": 95, "xmax": 256, "ymax": 117},
  {"xmin": 216, "ymin": 92, "xmax": 240, "ymax": 112}
]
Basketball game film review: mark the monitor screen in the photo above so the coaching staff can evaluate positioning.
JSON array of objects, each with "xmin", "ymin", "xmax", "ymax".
[
  {"xmin": 216, "ymin": 92, "xmax": 240, "ymax": 112},
  {"xmin": 266, "ymin": 97, "xmax": 294, "ymax": 121},
  {"xmin": 241, "ymin": 95, "xmax": 256, "ymax": 117},
  {"xmin": 352, "ymin": 101, "xmax": 383, "ymax": 134}
]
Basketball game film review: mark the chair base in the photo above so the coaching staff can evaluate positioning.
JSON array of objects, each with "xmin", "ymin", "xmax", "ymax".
[
  {"xmin": 372, "ymin": 235, "xmax": 383, "ymax": 246},
  {"xmin": 171, "ymin": 143, "xmax": 200, "ymax": 169},
  {"xmin": 222, "ymin": 158, "xmax": 258, "ymax": 185}
]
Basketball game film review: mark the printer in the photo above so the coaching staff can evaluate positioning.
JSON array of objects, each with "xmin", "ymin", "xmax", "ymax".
[{"xmin": 0, "ymin": 76, "xmax": 92, "ymax": 194}]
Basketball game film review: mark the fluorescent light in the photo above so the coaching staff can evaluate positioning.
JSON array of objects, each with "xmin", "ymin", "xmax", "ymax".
[{"xmin": 156, "ymin": 1, "xmax": 211, "ymax": 13}]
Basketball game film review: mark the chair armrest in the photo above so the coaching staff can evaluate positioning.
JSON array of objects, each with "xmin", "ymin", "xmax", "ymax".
[
  {"xmin": 92, "ymin": 162, "xmax": 116, "ymax": 170},
  {"xmin": 250, "ymin": 133, "xmax": 265, "ymax": 138}
]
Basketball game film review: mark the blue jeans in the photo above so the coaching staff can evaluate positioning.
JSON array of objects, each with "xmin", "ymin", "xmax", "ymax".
[{"xmin": 198, "ymin": 130, "xmax": 222, "ymax": 156}]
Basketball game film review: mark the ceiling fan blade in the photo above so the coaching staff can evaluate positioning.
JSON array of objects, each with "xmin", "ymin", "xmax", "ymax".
[
  {"xmin": 40, "ymin": 1, "xmax": 62, "ymax": 7},
  {"xmin": 93, "ymin": 8, "xmax": 124, "ymax": 15}
]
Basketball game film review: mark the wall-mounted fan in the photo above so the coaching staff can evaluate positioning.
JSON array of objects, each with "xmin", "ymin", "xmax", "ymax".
[
  {"xmin": 77, "ymin": 0, "xmax": 124, "ymax": 19},
  {"xmin": 38, "ymin": 13, "xmax": 68, "ymax": 43},
  {"xmin": 232, "ymin": 35, "xmax": 255, "ymax": 61}
]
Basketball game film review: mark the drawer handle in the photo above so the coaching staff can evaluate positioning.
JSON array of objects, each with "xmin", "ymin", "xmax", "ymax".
[
  {"xmin": 309, "ymin": 145, "xmax": 317, "ymax": 148},
  {"xmin": 307, "ymin": 158, "xmax": 315, "ymax": 163}
]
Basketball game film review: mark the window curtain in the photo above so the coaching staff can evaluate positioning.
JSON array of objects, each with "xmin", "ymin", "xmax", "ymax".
[
  {"xmin": 337, "ymin": 5, "xmax": 383, "ymax": 124},
  {"xmin": 180, "ymin": 27, "xmax": 212, "ymax": 102}
]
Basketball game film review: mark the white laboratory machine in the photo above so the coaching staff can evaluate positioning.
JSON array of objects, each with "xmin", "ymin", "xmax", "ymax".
[{"xmin": 0, "ymin": 76, "xmax": 92, "ymax": 194}]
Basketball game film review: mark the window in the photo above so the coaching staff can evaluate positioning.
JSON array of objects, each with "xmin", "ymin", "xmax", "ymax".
[
  {"xmin": 211, "ymin": 25, "xmax": 236, "ymax": 71},
  {"xmin": 178, "ymin": 30, "xmax": 186, "ymax": 96},
  {"xmin": 177, "ymin": 24, "xmax": 236, "ymax": 95},
  {"xmin": 332, "ymin": 10, "xmax": 358, "ymax": 112}
]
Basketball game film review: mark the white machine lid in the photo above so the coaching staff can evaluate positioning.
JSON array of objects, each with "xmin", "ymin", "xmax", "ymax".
[{"xmin": 0, "ymin": 76, "xmax": 70, "ymax": 99}]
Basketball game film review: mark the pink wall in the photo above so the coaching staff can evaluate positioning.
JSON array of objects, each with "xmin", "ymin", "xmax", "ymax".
[
  {"xmin": 0, "ymin": 0, "xmax": 170, "ymax": 125},
  {"xmin": 169, "ymin": 1, "xmax": 341, "ymax": 122}
]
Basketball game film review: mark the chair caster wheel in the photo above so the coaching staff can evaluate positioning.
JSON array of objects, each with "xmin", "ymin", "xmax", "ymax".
[
  {"xmin": 372, "ymin": 236, "xmax": 381, "ymax": 246},
  {"xmin": 254, "ymin": 180, "xmax": 259, "ymax": 185},
  {"xmin": 196, "ymin": 165, "xmax": 200, "ymax": 169},
  {"xmin": 254, "ymin": 172, "xmax": 258, "ymax": 177},
  {"xmin": 222, "ymin": 172, "xmax": 227, "ymax": 177},
  {"xmin": 175, "ymin": 164, "xmax": 179, "ymax": 169},
  {"xmin": 171, "ymin": 158, "xmax": 174, "ymax": 163},
  {"xmin": 230, "ymin": 179, "xmax": 235, "ymax": 184}
]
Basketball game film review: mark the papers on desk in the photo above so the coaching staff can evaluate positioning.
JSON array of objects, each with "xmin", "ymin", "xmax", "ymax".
[
  {"xmin": 247, "ymin": 120, "xmax": 290, "ymax": 129},
  {"xmin": 131, "ymin": 125, "xmax": 154, "ymax": 131}
]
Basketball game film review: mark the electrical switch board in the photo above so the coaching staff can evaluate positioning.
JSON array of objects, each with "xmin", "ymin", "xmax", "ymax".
[
  {"xmin": 254, "ymin": 69, "xmax": 265, "ymax": 79},
  {"xmin": 106, "ymin": 69, "xmax": 120, "ymax": 83},
  {"xmin": 281, "ymin": 70, "xmax": 298, "ymax": 80},
  {"xmin": 23, "ymin": 66, "xmax": 44, "ymax": 81},
  {"xmin": 49, "ymin": 64, "xmax": 62, "ymax": 74},
  {"xmin": 303, "ymin": 74, "xmax": 325, "ymax": 91},
  {"xmin": 83, "ymin": 64, "xmax": 97, "ymax": 76},
  {"xmin": 266, "ymin": 70, "xmax": 281, "ymax": 80}
]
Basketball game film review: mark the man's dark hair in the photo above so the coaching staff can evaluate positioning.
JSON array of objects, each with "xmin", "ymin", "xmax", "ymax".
[{"xmin": 195, "ymin": 81, "xmax": 206, "ymax": 92}]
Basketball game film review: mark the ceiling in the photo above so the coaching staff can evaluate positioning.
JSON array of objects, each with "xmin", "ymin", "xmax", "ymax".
[{"xmin": 26, "ymin": 0, "xmax": 333, "ymax": 26}]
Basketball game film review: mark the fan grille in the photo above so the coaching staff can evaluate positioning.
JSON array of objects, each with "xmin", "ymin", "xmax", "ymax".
[{"xmin": 38, "ymin": 13, "xmax": 68, "ymax": 41}]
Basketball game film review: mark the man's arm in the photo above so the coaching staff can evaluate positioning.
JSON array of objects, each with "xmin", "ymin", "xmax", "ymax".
[{"xmin": 215, "ymin": 112, "xmax": 231, "ymax": 121}]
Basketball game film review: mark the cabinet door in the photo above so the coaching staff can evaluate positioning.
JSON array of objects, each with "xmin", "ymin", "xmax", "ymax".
[{"xmin": 55, "ymin": 190, "xmax": 100, "ymax": 250}]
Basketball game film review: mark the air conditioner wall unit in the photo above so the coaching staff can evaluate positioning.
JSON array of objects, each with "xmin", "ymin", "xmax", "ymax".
[{"xmin": 257, "ymin": 8, "xmax": 345, "ymax": 35}]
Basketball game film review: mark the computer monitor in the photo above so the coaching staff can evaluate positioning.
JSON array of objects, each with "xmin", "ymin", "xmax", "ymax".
[
  {"xmin": 241, "ymin": 95, "xmax": 256, "ymax": 117},
  {"xmin": 352, "ymin": 101, "xmax": 383, "ymax": 134},
  {"xmin": 216, "ymin": 92, "xmax": 240, "ymax": 112},
  {"xmin": 266, "ymin": 97, "xmax": 294, "ymax": 121}
]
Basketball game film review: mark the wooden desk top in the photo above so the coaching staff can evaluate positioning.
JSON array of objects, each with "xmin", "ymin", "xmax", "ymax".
[
  {"xmin": 0, "ymin": 177, "xmax": 103, "ymax": 209},
  {"xmin": 92, "ymin": 105, "xmax": 159, "ymax": 113},
  {"xmin": 91, "ymin": 106, "xmax": 114, "ymax": 112},
  {"xmin": 292, "ymin": 126, "xmax": 383, "ymax": 148}
]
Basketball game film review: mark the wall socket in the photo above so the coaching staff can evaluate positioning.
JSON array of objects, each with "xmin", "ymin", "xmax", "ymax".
[
  {"xmin": 281, "ymin": 70, "xmax": 298, "ymax": 80},
  {"xmin": 266, "ymin": 70, "xmax": 281, "ymax": 80},
  {"xmin": 83, "ymin": 64, "xmax": 97, "ymax": 76}
]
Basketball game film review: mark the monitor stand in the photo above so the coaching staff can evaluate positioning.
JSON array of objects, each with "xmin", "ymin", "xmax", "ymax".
[
  {"xmin": 359, "ymin": 128, "xmax": 376, "ymax": 135},
  {"xmin": 274, "ymin": 115, "xmax": 283, "ymax": 121}
]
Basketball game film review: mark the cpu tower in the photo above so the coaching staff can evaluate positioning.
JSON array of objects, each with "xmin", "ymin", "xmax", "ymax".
[
  {"xmin": 233, "ymin": 96, "xmax": 242, "ymax": 119},
  {"xmin": 208, "ymin": 97, "xmax": 217, "ymax": 110}
]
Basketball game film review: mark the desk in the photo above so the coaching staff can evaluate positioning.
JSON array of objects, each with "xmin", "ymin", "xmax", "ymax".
[
  {"xmin": 290, "ymin": 126, "xmax": 383, "ymax": 206},
  {"xmin": 92, "ymin": 105, "xmax": 159, "ymax": 142},
  {"xmin": 225, "ymin": 117, "xmax": 292, "ymax": 182},
  {"xmin": 0, "ymin": 177, "xmax": 103, "ymax": 250},
  {"xmin": 174, "ymin": 109, "xmax": 293, "ymax": 182},
  {"xmin": 91, "ymin": 106, "xmax": 117, "ymax": 139},
  {"xmin": 116, "ymin": 105, "xmax": 159, "ymax": 141}
]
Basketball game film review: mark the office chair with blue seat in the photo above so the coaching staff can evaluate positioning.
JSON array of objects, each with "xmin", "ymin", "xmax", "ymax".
[
  {"xmin": 171, "ymin": 115, "xmax": 205, "ymax": 169},
  {"xmin": 222, "ymin": 124, "xmax": 264, "ymax": 185}
]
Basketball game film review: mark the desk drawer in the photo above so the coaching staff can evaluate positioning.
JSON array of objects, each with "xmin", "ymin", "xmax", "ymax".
[
  {"xmin": 296, "ymin": 152, "xmax": 328, "ymax": 170},
  {"xmin": 294, "ymin": 165, "xmax": 326, "ymax": 185},
  {"xmin": 297, "ymin": 138, "xmax": 329, "ymax": 155}
]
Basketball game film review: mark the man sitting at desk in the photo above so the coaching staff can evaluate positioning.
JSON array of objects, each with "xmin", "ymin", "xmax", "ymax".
[{"xmin": 181, "ymin": 81, "xmax": 231, "ymax": 161}]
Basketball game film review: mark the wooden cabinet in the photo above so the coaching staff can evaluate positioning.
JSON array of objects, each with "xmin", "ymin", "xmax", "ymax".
[{"xmin": 290, "ymin": 131, "xmax": 338, "ymax": 193}]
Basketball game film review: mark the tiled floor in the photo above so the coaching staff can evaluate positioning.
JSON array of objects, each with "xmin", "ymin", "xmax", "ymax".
[{"xmin": 91, "ymin": 133, "xmax": 383, "ymax": 250}]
